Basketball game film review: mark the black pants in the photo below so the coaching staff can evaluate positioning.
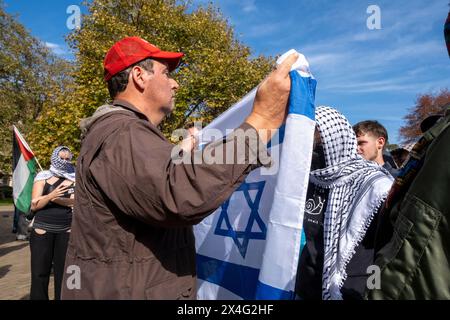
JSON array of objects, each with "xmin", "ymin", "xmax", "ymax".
[{"xmin": 29, "ymin": 229, "xmax": 70, "ymax": 300}]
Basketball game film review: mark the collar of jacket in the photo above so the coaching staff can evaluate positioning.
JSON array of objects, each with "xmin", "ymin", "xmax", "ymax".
[{"xmin": 113, "ymin": 99, "xmax": 149, "ymax": 122}]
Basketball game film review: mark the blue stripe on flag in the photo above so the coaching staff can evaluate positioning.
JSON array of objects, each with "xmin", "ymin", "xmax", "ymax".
[
  {"xmin": 255, "ymin": 281, "xmax": 294, "ymax": 300},
  {"xmin": 196, "ymin": 254, "xmax": 260, "ymax": 300},
  {"xmin": 288, "ymin": 71, "xmax": 316, "ymax": 120}
]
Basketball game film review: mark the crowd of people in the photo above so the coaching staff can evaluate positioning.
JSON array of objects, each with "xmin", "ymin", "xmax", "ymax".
[{"xmin": 18, "ymin": 11, "xmax": 450, "ymax": 300}]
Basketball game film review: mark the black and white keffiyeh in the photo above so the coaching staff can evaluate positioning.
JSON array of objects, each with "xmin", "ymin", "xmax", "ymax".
[
  {"xmin": 35, "ymin": 146, "xmax": 76, "ymax": 182},
  {"xmin": 309, "ymin": 106, "xmax": 393, "ymax": 300}
]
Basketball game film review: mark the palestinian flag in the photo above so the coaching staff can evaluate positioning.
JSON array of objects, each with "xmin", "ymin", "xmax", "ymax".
[{"xmin": 12, "ymin": 126, "xmax": 37, "ymax": 213}]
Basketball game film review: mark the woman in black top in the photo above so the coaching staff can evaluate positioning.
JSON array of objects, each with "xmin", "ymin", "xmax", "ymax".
[{"xmin": 30, "ymin": 146, "xmax": 75, "ymax": 300}]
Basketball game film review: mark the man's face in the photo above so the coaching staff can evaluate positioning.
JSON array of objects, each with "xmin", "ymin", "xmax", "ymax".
[
  {"xmin": 356, "ymin": 133, "xmax": 384, "ymax": 163},
  {"xmin": 144, "ymin": 60, "xmax": 179, "ymax": 114}
]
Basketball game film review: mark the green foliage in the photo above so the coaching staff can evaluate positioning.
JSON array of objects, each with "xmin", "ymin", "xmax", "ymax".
[
  {"xmin": 28, "ymin": 82, "xmax": 82, "ymax": 168},
  {"xmin": 0, "ymin": 2, "xmax": 72, "ymax": 172},
  {"xmin": 0, "ymin": 199, "xmax": 14, "ymax": 205},
  {"xmin": 29, "ymin": 0, "xmax": 274, "ymax": 164}
]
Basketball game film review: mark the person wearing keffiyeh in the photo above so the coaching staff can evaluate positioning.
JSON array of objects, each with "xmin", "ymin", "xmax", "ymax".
[
  {"xmin": 34, "ymin": 146, "xmax": 76, "ymax": 182},
  {"xmin": 295, "ymin": 106, "xmax": 394, "ymax": 300},
  {"xmin": 29, "ymin": 146, "xmax": 76, "ymax": 300}
]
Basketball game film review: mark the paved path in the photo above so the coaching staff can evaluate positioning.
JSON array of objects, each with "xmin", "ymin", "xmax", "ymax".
[{"xmin": 0, "ymin": 205, "xmax": 54, "ymax": 300}]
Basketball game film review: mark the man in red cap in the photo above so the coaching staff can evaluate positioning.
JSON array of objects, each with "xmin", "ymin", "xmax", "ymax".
[{"xmin": 62, "ymin": 36, "xmax": 298, "ymax": 299}]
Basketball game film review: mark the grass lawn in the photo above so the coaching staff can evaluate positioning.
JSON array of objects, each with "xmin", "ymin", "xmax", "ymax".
[{"xmin": 0, "ymin": 199, "xmax": 13, "ymax": 206}]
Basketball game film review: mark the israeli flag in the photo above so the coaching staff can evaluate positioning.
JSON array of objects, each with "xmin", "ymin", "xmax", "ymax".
[{"xmin": 195, "ymin": 50, "xmax": 317, "ymax": 300}]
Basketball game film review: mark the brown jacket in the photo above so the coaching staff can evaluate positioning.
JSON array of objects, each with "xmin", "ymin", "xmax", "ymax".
[{"xmin": 61, "ymin": 100, "xmax": 270, "ymax": 299}]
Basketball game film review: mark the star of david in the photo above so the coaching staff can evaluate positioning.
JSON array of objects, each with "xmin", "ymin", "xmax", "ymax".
[{"xmin": 214, "ymin": 180, "xmax": 266, "ymax": 258}]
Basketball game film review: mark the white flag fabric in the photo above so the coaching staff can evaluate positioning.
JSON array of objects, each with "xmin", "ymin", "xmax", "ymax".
[
  {"xmin": 194, "ymin": 50, "xmax": 317, "ymax": 299},
  {"xmin": 12, "ymin": 125, "xmax": 38, "ymax": 214}
]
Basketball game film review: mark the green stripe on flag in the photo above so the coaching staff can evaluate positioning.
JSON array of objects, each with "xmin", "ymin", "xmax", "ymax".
[{"xmin": 16, "ymin": 158, "xmax": 37, "ymax": 213}]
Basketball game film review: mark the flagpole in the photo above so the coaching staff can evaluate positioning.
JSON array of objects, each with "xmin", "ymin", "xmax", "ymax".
[{"xmin": 34, "ymin": 156, "xmax": 44, "ymax": 172}]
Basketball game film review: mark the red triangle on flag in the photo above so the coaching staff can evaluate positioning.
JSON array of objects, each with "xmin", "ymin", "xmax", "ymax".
[{"xmin": 13, "ymin": 126, "xmax": 34, "ymax": 162}]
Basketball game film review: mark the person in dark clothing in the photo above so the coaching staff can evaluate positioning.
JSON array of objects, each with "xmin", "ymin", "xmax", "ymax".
[
  {"xmin": 13, "ymin": 206, "xmax": 30, "ymax": 240},
  {"xmin": 295, "ymin": 107, "xmax": 393, "ymax": 300},
  {"xmin": 29, "ymin": 146, "xmax": 75, "ymax": 300},
  {"xmin": 295, "ymin": 180, "xmax": 328, "ymax": 299},
  {"xmin": 390, "ymin": 147, "xmax": 410, "ymax": 169},
  {"xmin": 12, "ymin": 207, "xmax": 18, "ymax": 234},
  {"xmin": 295, "ymin": 126, "xmax": 328, "ymax": 300},
  {"xmin": 367, "ymin": 18, "xmax": 450, "ymax": 298},
  {"xmin": 420, "ymin": 114, "xmax": 443, "ymax": 133},
  {"xmin": 353, "ymin": 120, "xmax": 399, "ymax": 178}
]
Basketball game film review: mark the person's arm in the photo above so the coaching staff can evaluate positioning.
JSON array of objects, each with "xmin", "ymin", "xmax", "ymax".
[
  {"xmin": 51, "ymin": 196, "xmax": 74, "ymax": 207},
  {"xmin": 31, "ymin": 180, "xmax": 46, "ymax": 211},
  {"xmin": 90, "ymin": 122, "xmax": 270, "ymax": 227}
]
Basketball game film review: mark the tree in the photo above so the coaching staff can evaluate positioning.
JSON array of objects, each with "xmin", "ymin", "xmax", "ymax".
[
  {"xmin": 0, "ymin": 2, "xmax": 72, "ymax": 176},
  {"xmin": 399, "ymin": 89, "xmax": 450, "ymax": 144},
  {"xmin": 29, "ymin": 0, "xmax": 274, "ymax": 166},
  {"xmin": 385, "ymin": 143, "xmax": 399, "ymax": 151}
]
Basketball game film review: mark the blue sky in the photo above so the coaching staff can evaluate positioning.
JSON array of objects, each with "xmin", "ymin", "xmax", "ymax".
[{"xmin": 4, "ymin": 0, "xmax": 450, "ymax": 144}]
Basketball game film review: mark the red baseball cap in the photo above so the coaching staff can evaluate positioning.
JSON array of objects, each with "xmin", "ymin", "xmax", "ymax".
[{"xmin": 103, "ymin": 36, "xmax": 184, "ymax": 81}]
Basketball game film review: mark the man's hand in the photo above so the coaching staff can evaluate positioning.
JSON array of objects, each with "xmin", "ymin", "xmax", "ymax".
[{"xmin": 245, "ymin": 52, "xmax": 298, "ymax": 143}]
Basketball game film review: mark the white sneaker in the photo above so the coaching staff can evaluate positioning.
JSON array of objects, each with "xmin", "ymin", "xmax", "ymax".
[{"xmin": 16, "ymin": 234, "xmax": 28, "ymax": 241}]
